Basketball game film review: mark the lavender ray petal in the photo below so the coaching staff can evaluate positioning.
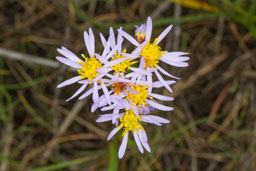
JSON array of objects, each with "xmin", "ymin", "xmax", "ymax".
[
  {"xmin": 57, "ymin": 76, "xmax": 81, "ymax": 88},
  {"xmin": 118, "ymin": 131, "xmax": 129, "ymax": 159},
  {"xmin": 66, "ymin": 84, "xmax": 87, "ymax": 101},
  {"xmin": 107, "ymin": 126, "xmax": 122, "ymax": 141},
  {"xmin": 149, "ymin": 93, "xmax": 174, "ymax": 101},
  {"xmin": 146, "ymin": 100, "xmax": 174, "ymax": 111},
  {"xmin": 155, "ymin": 25, "xmax": 173, "ymax": 45},
  {"xmin": 156, "ymin": 65, "xmax": 180, "ymax": 79},
  {"xmin": 83, "ymin": 31, "xmax": 92, "ymax": 56},
  {"xmin": 154, "ymin": 69, "xmax": 173, "ymax": 93},
  {"xmin": 118, "ymin": 29, "xmax": 139, "ymax": 46},
  {"xmin": 57, "ymin": 47, "xmax": 82, "ymax": 62},
  {"xmin": 133, "ymin": 132, "xmax": 144, "ymax": 153},
  {"xmin": 145, "ymin": 17, "xmax": 152, "ymax": 41},
  {"xmin": 56, "ymin": 56, "xmax": 82, "ymax": 68},
  {"xmin": 89, "ymin": 28, "xmax": 95, "ymax": 56}
]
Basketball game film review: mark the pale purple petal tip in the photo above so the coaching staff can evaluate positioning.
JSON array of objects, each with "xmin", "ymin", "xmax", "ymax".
[
  {"xmin": 133, "ymin": 132, "xmax": 144, "ymax": 154},
  {"xmin": 145, "ymin": 17, "xmax": 152, "ymax": 41},
  {"xmin": 146, "ymin": 100, "xmax": 173, "ymax": 111},
  {"xmin": 118, "ymin": 131, "xmax": 129, "ymax": 159},
  {"xmin": 66, "ymin": 84, "xmax": 87, "ymax": 101},
  {"xmin": 107, "ymin": 126, "xmax": 122, "ymax": 141},
  {"xmin": 57, "ymin": 76, "xmax": 81, "ymax": 88},
  {"xmin": 156, "ymin": 25, "xmax": 173, "ymax": 45},
  {"xmin": 56, "ymin": 56, "xmax": 82, "ymax": 69}
]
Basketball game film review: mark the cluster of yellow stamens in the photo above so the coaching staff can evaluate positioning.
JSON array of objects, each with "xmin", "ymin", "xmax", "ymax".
[
  {"xmin": 140, "ymin": 38, "xmax": 166, "ymax": 68},
  {"xmin": 118, "ymin": 109, "xmax": 143, "ymax": 136},
  {"xmin": 111, "ymin": 50, "xmax": 137, "ymax": 73},
  {"xmin": 77, "ymin": 54, "xmax": 102, "ymax": 84},
  {"xmin": 112, "ymin": 82, "xmax": 127, "ymax": 95},
  {"xmin": 126, "ymin": 84, "xmax": 151, "ymax": 106}
]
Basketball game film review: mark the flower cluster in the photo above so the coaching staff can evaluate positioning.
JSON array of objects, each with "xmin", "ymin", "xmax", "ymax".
[{"xmin": 56, "ymin": 17, "xmax": 189, "ymax": 159}]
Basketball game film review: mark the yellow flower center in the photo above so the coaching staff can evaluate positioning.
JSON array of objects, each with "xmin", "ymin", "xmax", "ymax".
[
  {"xmin": 111, "ymin": 50, "xmax": 137, "ymax": 73},
  {"xmin": 126, "ymin": 84, "xmax": 151, "ymax": 106},
  {"xmin": 140, "ymin": 38, "xmax": 166, "ymax": 68},
  {"xmin": 119, "ymin": 109, "xmax": 143, "ymax": 136},
  {"xmin": 112, "ymin": 82, "xmax": 127, "ymax": 95},
  {"xmin": 77, "ymin": 54, "xmax": 102, "ymax": 84}
]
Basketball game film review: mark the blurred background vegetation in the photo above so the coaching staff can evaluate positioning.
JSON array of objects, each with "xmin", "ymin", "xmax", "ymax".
[{"xmin": 0, "ymin": 0, "xmax": 256, "ymax": 170}]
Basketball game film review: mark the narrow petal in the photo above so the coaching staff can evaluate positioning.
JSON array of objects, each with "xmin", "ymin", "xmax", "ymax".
[
  {"xmin": 95, "ymin": 54, "xmax": 108, "ymax": 64},
  {"xmin": 137, "ymin": 130, "xmax": 151, "ymax": 152},
  {"xmin": 149, "ymin": 93, "xmax": 174, "ymax": 101},
  {"xmin": 117, "ymin": 27, "xmax": 123, "ymax": 52},
  {"xmin": 146, "ymin": 100, "xmax": 173, "ymax": 111},
  {"xmin": 91, "ymin": 103, "xmax": 98, "ymax": 113},
  {"xmin": 155, "ymin": 25, "xmax": 173, "ymax": 45},
  {"xmin": 147, "ymin": 73, "xmax": 152, "ymax": 93},
  {"xmin": 105, "ymin": 38, "xmax": 123, "ymax": 60},
  {"xmin": 156, "ymin": 65, "xmax": 180, "ymax": 79},
  {"xmin": 66, "ymin": 84, "xmax": 87, "ymax": 101},
  {"xmin": 57, "ymin": 47, "xmax": 82, "ymax": 62},
  {"xmin": 57, "ymin": 76, "xmax": 81, "ymax": 88},
  {"xmin": 109, "ymin": 27, "xmax": 116, "ymax": 49},
  {"xmin": 101, "ymin": 105, "xmax": 115, "ymax": 111},
  {"xmin": 96, "ymin": 115, "xmax": 112, "ymax": 123},
  {"xmin": 131, "ymin": 46, "xmax": 142, "ymax": 55},
  {"xmin": 154, "ymin": 70, "xmax": 173, "ymax": 93},
  {"xmin": 118, "ymin": 29, "xmax": 139, "ymax": 46},
  {"xmin": 89, "ymin": 28, "xmax": 95, "ymax": 55},
  {"xmin": 107, "ymin": 126, "xmax": 122, "ymax": 141},
  {"xmin": 83, "ymin": 31, "xmax": 92, "ymax": 56},
  {"xmin": 162, "ymin": 52, "xmax": 189, "ymax": 58},
  {"xmin": 130, "ymin": 67, "xmax": 151, "ymax": 75},
  {"xmin": 101, "ymin": 39, "xmax": 111, "ymax": 58},
  {"xmin": 145, "ymin": 17, "xmax": 152, "ymax": 41},
  {"xmin": 131, "ymin": 105, "xmax": 139, "ymax": 117},
  {"xmin": 104, "ymin": 57, "xmax": 127, "ymax": 67},
  {"xmin": 152, "ymin": 80, "xmax": 176, "ymax": 88},
  {"xmin": 147, "ymin": 115, "xmax": 170, "ymax": 124},
  {"xmin": 94, "ymin": 73, "xmax": 105, "ymax": 82},
  {"xmin": 101, "ymin": 82, "xmax": 111, "ymax": 105},
  {"xmin": 79, "ymin": 88, "xmax": 93, "ymax": 100},
  {"xmin": 141, "ymin": 115, "xmax": 170, "ymax": 125},
  {"xmin": 133, "ymin": 132, "xmax": 144, "ymax": 153},
  {"xmin": 96, "ymin": 68, "xmax": 112, "ymax": 74},
  {"xmin": 159, "ymin": 58, "xmax": 189, "ymax": 67},
  {"xmin": 118, "ymin": 131, "xmax": 129, "ymax": 159},
  {"xmin": 56, "ymin": 56, "xmax": 82, "ymax": 68},
  {"xmin": 100, "ymin": 33, "xmax": 107, "ymax": 47},
  {"xmin": 93, "ymin": 82, "xmax": 99, "ymax": 102},
  {"xmin": 161, "ymin": 56, "xmax": 190, "ymax": 62},
  {"xmin": 141, "ymin": 116, "xmax": 162, "ymax": 126}
]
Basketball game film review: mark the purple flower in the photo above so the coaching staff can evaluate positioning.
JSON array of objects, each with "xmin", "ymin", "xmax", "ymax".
[
  {"xmin": 97, "ymin": 108, "xmax": 170, "ymax": 158},
  {"xmin": 118, "ymin": 17, "xmax": 189, "ymax": 93}
]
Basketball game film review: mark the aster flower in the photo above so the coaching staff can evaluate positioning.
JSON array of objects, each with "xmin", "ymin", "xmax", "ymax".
[
  {"xmin": 56, "ymin": 28, "xmax": 127, "ymax": 102},
  {"xmin": 97, "ymin": 109, "xmax": 170, "ymax": 158},
  {"xmin": 118, "ymin": 17, "xmax": 189, "ymax": 93},
  {"xmin": 96, "ymin": 80, "xmax": 176, "ymax": 120}
]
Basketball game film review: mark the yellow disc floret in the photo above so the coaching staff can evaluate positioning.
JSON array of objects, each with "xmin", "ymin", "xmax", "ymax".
[
  {"xmin": 111, "ymin": 50, "xmax": 137, "ymax": 73},
  {"xmin": 118, "ymin": 109, "xmax": 144, "ymax": 136},
  {"xmin": 126, "ymin": 84, "xmax": 151, "ymax": 106},
  {"xmin": 140, "ymin": 38, "xmax": 167, "ymax": 68},
  {"xmin": 77, "ymin": 54, "xmax": 102, "ymax": 84}
]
